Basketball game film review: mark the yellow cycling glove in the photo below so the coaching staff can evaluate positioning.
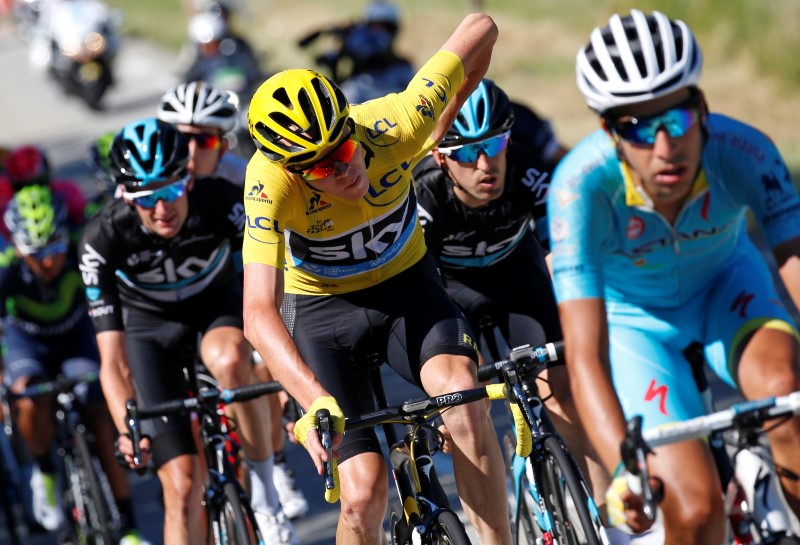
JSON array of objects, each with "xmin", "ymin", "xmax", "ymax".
[{"xmin": 293, "ymin": 396, "xmax": 345, "ymax": 503}]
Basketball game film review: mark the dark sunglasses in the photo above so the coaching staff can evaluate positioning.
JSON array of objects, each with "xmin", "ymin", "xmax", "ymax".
[
  {"xmin": 183, "ymin": 132, "xmax": 222, "ymax": 150},
  {"xmin": 30, "ymin": 241, "xmax": 68, "ymax": 260},
  {"xmin": 607, "ymin": 95, "xmax": 701, "ymax": 146},
  {"xmin": 288, "ymin": 122, "xmax": 360, "ymax": 181},
  {"xmin": 437, "ymin": 131, "xmax": 511, "ymax": 163},
  {"xmin": 122, "ymin": 175, "xmax": 190, "ymax": 209}
]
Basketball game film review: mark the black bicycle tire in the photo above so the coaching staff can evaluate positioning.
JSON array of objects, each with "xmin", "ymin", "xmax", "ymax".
[
  {"xmin": 73, "ymin": 430, "xmax": 115, "ymax": 545},
  {"xmin": 534, "ymin": 435, "xmax": 602, "ymax": 545},
  {"xmin": 431, "ymin": 509, "xmax": 472, "ymax": 545},
  {"xmin": 211, "ymin": 481, "xmax": 257, "ymax": 545}
]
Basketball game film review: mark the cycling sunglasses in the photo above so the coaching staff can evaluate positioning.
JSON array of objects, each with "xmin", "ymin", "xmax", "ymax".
[
  {"xmin": 288, "ymin": 123, "xmax": 360, "ymax": 182},
  {"xmin": 183, "ymin": 132, "xmax": 222, "ymax": 150},
  {"xmin": 122, "ymin": 175, "xmax": 190, "ymax": 209},
  {"xmin": 437, "ymin": 131, "xmax": 511, "ymax": 163},
  {"xmin": 30, "ymin": 241, "xmax": 68, "ymax": 260},
  {"xmin": 607, "ymin": 96, "xmax": 701, "ymax": 146}
]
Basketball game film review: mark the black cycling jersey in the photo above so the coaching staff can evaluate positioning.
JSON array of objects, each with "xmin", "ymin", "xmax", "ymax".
[
  {"xmin": 79, "ymin": 177, "xmax": 245, "ymax": 332},
  {"xmin": 414, "ymin": 140, "xmax": 552, "ymax": 269},
  {"xmin": 510, "ymin": 101, "xmax": 562, "ymax": 170}
]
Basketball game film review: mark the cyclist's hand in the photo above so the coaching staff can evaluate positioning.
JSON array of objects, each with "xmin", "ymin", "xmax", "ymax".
[
  {"xmin": 293, "ymin": 396, "xmax": 345, "ymax": 472},
  {"xmin": 437, "ymin": 423, "xmax": 453, "ymax": 454},
  {"xmin": 605, "ymin": 470, "xmax": 663, "ymax": 533},
  {"xmin": 114, "ymin": 432, "xmax": 152, "ymax": 470}
]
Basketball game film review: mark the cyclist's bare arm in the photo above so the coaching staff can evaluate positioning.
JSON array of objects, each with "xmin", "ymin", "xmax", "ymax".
[
  {"xmin": 773, "ymin": 235, "xmax": 800, "ymax": 313},
  {"xmin": 242, "ymin": 262, "xmax": 334, "ymax": 472},
  {"xmin": 558, "ymin": 297, "xmax": 626, "ymax": 473},
  {"xmin": 430, "ymin": 13, "xmax": 498, "ymax": 144},
  {"xmin": 95, "ymin": 329, "xmax": 151, "ymax": 466}
]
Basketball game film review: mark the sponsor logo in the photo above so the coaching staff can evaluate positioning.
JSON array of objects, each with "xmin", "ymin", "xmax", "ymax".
[
  {"xmin": 553, "ymin": 187, "xmax": 577, "ymax": 209},
  {"xmin": 550, "ymin": 217, "xmax": 569, "ymax": 243},
  {"xmin": 364, "ymin": 118, "xmax": 400, "ymax": 147},
  {"xmin": 700, "ymin": 192, "xmax": 711, "ymax": 220},
  {"xmin": 434, "ymin": 393, "xmax": 463, "ymax": 407},
  {"xmin": 416, "ymin": 94, "xmax": 434, "ymax": 119},
  {"xmin": 731, "ymin": 290, "xmax": 755, "ymax": 318},
  {"xmin": 307, "ymin": 218, "xmax": 335, "ymax": 235},
  {"xmin": 89, "ymin": 304, "xmax": 115, "ymax": 318},
  {"xmin": 522, "ymin": 168, "xmax": 551, "ymax": 205},
  {"xmin": 85, "ymin": 287, "xmax": 101, "ymax": 302},
  {"xmin": 79, "ymin": 243, "xmax": 107, "ymax": 286},
  {"xmin": 365, "ymin": 160, "xmax": 412, "ymax": 205},
  {"xmin": 246, "ymin": 181, "xmax": 273, "ymax": 204},
  {"xmin": 247, "ymin": 215, "xmax": 283, "ymax": 233},
  {"xmin": 228, "ymin": 202, "xmax": 246, "ymax": 234},
  {"xmin": 761, "ymin": 171, "xmax": 785, "ymax": 195},
  {"xmin": 306, "ymin": 192, "xmax": 332, "ymax": 215},
  {"xmin": 644, "ymin": 379, "xmax": 669, "ymax": 416},
  {"xmin": 626, "ymin": 216, "xmax": 645, "ymax": 240},
  {"xmin": 136, "ymin": 247, "xmax": 224, "ymax": 283}
]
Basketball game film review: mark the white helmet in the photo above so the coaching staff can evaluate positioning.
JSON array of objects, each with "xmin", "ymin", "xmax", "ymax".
[
  {"xmin": 576, "ymin": 10, "xmax": 702, "ymax": 113},
  {"xmin": 157, "ymin": 81, "xmax": 240, "ymax": 132}
]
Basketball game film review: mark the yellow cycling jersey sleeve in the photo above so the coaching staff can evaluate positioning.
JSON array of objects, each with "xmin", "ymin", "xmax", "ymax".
[{"xmin": 243, "ymin": 50, "xmax": 464, "ymax": 295}]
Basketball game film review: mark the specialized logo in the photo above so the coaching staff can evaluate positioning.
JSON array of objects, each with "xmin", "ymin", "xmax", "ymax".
[
  {"xmin": 731, "ymin": 290, "xmax": 755, "ymax": 318},
  {"xmin": 246, "ymin": 181, "xmax": 273, "ymax": 204},
  {"xmin": 306, "ymin": 192, "xmax": 332, "ymax": 215},
  {"xmin": 416, "ymin": 94, "xmax": 434, "ymax": 119},
  {"xmin": 79, "ymin": 243, "xmax": 107, "ymax": 286},
  {"xmin": 644, "ymin": 379, "xmax": 668, "ymax": 416}
]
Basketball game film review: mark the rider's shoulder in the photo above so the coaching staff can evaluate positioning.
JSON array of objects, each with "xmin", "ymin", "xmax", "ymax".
[{"xmin": 704, "ymin": 112, "xmax": 778, "ymax": 152}]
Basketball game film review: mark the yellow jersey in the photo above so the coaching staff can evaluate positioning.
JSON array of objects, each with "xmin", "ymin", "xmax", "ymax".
[{"xmin": 243, "ymin": 50, "xmax": 464, "ymax": 295}]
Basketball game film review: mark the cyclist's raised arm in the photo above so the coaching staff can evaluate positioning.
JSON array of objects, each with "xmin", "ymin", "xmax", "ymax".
[
  {"xmin": 774, "ymin": 236, "xmax": 800, "ymax": 314},
  {"xmin": 430, "ymin": 13, "xmax": 498, "ymax": 144}
]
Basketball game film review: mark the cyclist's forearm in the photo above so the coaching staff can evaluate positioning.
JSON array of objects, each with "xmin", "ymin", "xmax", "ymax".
[
  {"xmin": 245, "ymin": 308, "xmax": 328, "ymax": 410},
  {"xmin": 96, "ymin": 330, "xmax": 136, "ymax": 432},
  {"xmin": 774, "ymin": 236, "xmax": 800, "ymax": 313}
]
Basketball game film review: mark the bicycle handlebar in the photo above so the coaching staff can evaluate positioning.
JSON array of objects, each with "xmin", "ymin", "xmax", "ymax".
[
  {"xmin": 476, "ymin": 340, "xmax": 564, "ymax": 382},
  {"xmin": 314, "ymin": 365, "xmax": 536, "ymax": 503},
  {"xmin": 643, "ymin": 391, "xmax": 800, "ymax": 447},
  {"xmin": 6, "ymin": 371, "xmax": 101, "ymax": 400},
  {"xmin": 124, "ymin": 380, "xmax": 283, "ymax": 471}
]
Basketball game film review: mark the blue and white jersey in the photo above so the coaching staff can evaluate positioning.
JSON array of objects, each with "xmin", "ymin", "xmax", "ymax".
[{"xmin": 548, "ymin": 113, "xmax": 800, "ymax": 308}]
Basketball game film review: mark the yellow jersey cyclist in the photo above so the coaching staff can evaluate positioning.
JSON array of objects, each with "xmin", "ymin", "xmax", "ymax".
[
  {"xmin": 241, "ymin": 13, "xmax": 517, "ymax": 545},
  {"xmin": 548, "ymin": 10, "xmax": 800, "ymax": 545}
]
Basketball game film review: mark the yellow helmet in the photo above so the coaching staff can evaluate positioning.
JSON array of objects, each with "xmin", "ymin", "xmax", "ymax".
[{"xmin": 248, "ymin": 69, "xmax": 350, "ymax": 168}]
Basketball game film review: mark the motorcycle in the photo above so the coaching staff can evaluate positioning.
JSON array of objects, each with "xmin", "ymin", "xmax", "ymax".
[{"xmin": 28, "ymin": 0, "xmax": 120, "ymax": 110}]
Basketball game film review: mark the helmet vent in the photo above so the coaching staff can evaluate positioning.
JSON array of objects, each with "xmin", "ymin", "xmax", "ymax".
[{"xmin": 310, "ymin": 77, "xmax": 336, "ymax": 132}]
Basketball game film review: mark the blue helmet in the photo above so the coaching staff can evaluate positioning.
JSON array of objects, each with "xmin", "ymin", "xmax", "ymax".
[
  {"xmin": 108, "ymin": 118, "xmax": 189, "ymax": 189},
  {"xmin": 442, "ymin": 79, "xmax": 514, "ymax": 146}
]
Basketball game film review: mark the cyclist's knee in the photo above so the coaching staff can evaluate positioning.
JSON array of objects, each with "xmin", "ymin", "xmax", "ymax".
[
  {"xmin": 662, "ymin": 491, "xmax": 725, "ymax": 543},
  {"xmin": 339, "ymin": 459, "xmax": 387, "ymax": 532},
  {"xmin": 158, "ymin": 458, "xmax": 203, "ymax": 509}
]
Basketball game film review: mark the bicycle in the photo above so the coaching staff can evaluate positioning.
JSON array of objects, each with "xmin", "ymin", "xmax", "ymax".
[
  {"xmin": 125, "ymin": 377, "xmax": 284, "ymax": 545},
  {"xmin": 314, "ymin": 353, "xmax": 537, "ymax": 545},
  {"xmin": 623, "ymin": 390, "xmax": 800, "ymax": 545},
  {"xmin": 477, "ymin": 341, "xmax": 610, "ymax": 545},
  {"xmin": 6, "ymin": 372, "xmax": 119, "ymax": 545},
  {"xmin": 0, "ymin": 383, "xmax": 28, "ymax": 545}
]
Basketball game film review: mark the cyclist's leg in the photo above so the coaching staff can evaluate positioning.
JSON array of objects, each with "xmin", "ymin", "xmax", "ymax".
[
  {"xmin": 393, "ymin": 256, "xmax": 510, "ymax": 545},
  {"xmin": 284, "ymin": 291, "xmax": 390, "ymax": 543},
  {"xmin": 703, "ymin": 245, "xmax": 800, "ymax": 518},
  {"xmin": 125, "ymin": 310, "xmax": 204, "ymax": 545},
  {"xmin": 608, "ymin": 301, "xmax": 725, "ymax": 544}
]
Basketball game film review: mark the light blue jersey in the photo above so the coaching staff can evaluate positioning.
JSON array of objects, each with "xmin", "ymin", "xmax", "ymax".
[
  {"xmin": 548, "ymin": 113, "xmax": 800, "ymax": 308},
  {"xmin": 547, "ymin": 113, "xmax": 800, "ymax": 429}
]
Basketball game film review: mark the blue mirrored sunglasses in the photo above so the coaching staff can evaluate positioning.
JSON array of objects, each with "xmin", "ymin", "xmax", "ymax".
[
  {"xmin": 437, "ymin": 131, "xmax": 510, "ymax": 163},
  {"xmin": 610, "ymin": 99, "xmax": 700, "ymax": 145},
  {"xmin": 31, "ymin": 241, "xmax": 68, "ymax": 260},
  {"xmin": 123, "ymin": 175, "xmax": 190, "ymax": 209}
]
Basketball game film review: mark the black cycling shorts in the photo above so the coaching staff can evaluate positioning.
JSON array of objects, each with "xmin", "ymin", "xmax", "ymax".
[
  {"xmin": 281, "ymin": 254, "xmax": 477, "ymax": 463},
  {"xmin": 123, "ymin": 283, "xmax": 243, "ymax": 468}
]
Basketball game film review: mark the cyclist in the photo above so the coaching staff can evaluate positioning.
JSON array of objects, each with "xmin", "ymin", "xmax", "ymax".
[
  {"xmin": 1, "ymin": 185, "xmax": 148, "ymax": 544},
  {"xmin": 79, "ymin": 118, "xmax": 298, "ymax": 545},
  {"xmin": 157, "ymin": 80, "xmax": 248, "ymax": 185},
  {"xmin": 548, "ymin": 9, "xmax": 800, "ymax": 545},
  {"xmin": 242, "ymin": 13, "xmax": 512, "ymax": 545},
  {"xmin": 1, "ymin": 145, "xmax": 87, "ymax": 240},
  {"xmin": 410, "ymin": 78, "xmax": 609, "ymax": 507},
  {"xmin": 156, "ymin": 81, "xmax": 311, "ymax": 519}
]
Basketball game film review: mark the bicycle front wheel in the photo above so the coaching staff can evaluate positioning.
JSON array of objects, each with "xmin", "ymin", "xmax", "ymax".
[
  {"xmin": 532, "ymin": 435, "xmax": 603, "ymax": 545},
  {"xmin": 430, "ymin": 510, "xmax": 472, "ymax": 545},
  {"xmin": 210, "ymin": 481, "xmax": 258, "ymax": 545},
  {"xmin": 70, "ymin": 430, "xmax": 115, "ymax": 545}
]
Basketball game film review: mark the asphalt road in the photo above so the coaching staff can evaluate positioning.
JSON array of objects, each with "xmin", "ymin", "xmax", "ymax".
[{"xmin": 0, "ymin": 17, "xmax": 788, "ymax": 545}]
